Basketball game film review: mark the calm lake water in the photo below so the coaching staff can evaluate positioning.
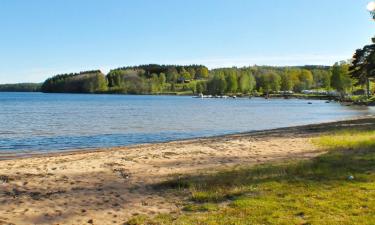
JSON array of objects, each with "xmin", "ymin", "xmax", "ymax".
[{"xmin": 0, "ymin": 92, "xmax": 374, "ymax": 155}]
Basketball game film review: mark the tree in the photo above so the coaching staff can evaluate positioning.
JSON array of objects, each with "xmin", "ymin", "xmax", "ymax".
[
  {"xmin": 189, "ymin": 82, "xmax": 197, "ymax": 94},
  {"xmin": 298, "ymin": 69, "xmax": 314, "ymax": 90},
  {"xmin": 196, "ymin": 67, "xmax": 209, "ymax": 79},
  {"xmin": 225, "ymin": 70, "xmax": 238, "ymax": 93},
  {"xmin": 41, "ymin": 70, "xmax": 108, "ymax": 93},
  {"xmin": 280, "ymin": 72, "xmax": 293, "ymax": 91},
  {"xmin": 249, "ymin": 72, "xmax": 256, "ymax": 93},
  {"xmin": 331, "ymin": 62, "xmax": 352, "ymax": 96},
  {"xmin": 350, "ymin": 37, "xmax": 375, "ymax": 97},
  {"xmin": 283, "ymin": 69, "xmax": 301, "ymax": 92},
  {"xmin": 207, "ymin": 71, "xmax": 227, "ymax": 95},
  {"xmin": 150, "ymin": 73, "xmax": 161, "ymax": 93},
  {"xmin": 93, "ymin": 74, "xmax": 108, "ymax": 92},
  {"xmin": 259, "ymin": 72, "xmax": 281, "ymax": 96},
  {"xmin": 196, "ymin": 82, "xmax": 206, "ymax": 94},
  {"xmin": 312, "ymin": 69, "xmax": 332, "ymax": 90},
  {"xmin": 180, "ymin": 68, "xmax": 192, "ymax": 80},
  {"xmin": 107, "ymin": 70, "xmax": 125, "ymax": 88},
  {"xmin": 0, "ymin": 83, "xmax": 41, "ymax": 92},
  {"xmin": 269, "ymin": 73, "xmax": 281, "ymax": 92},
  {"xmin": 159, "ymin": 73, "xmax": 166, "ymax": 84},
  {"xmin": 238, "ymin": 71, "xmax": 250, "ymax": 93},
  {"xmin": 238, "ymin": 70, "xmax": 255, "ymax": 93},
  {"xmin": 187, "ymin": 68, "xmax": 196, "ymax": 79},
  {"xmin": 166, "ymin": 67, "xmax": 179, "ymax": 83},
  {"xmin": 321, "ymin": 71, "xmax": 332, "ymax": 90}
]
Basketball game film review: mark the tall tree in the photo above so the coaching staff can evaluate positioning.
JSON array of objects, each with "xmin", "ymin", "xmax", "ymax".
[
  {"xmin": 350, "ymin": 37, "xmax": 375, "ymax": 96},
  {"xmin": 159, "ymin": 73, "xmax": 166, "ymax": 84},
  {"xmin": 225, "ymin": 70, "xmax": 238, "ymax": 93},
  {"xmin": 207, "ymin": 71, "xmax": 227, "ymax": 95},
  {"xmin": 280, "ymin": 72, "xmax": 294, "ymax": 91},
  {"xmin": 196, "ymin": 67, "xmax": 209, "ymax": 79},
  {"xmin": 166, "ymin": 67, "xmax": 179, "ymax": 83},
  {"xmin": 298, "ymin": 69, "xmax": 314, "ymax": 90},
  {"xmin": 238, "ymin": 71, "xmax": 250, "ymax": 93},
  {"xmin": 187, "ymin": 68, "xmax": 196, "ymax": 79},
  {"xmin": 180, "ymin": 68, "xmax": 192, "ymax": 80},
  {"xmin": 259, "ymin": 72, "xmax": 281, "ymax": 96},
  {"xmin": 331, "ymin": 62, "xmax": 352, "ymax": 96}
]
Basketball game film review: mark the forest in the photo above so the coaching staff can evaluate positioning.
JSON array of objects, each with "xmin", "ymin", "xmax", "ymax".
[
  {"xmin": 19, "ymin": 37, "xmax": 375, "ymax": 99},
  {"xmin": 39, "ymin": 64, "xmax": 352, "ymax": 97},
  {"xmin": 0, "ymin": 83, "xmax": 41, "ymax": 92},
  {"xmin": 41, "ymin": 70, "xmax": 107, "ymax": 93}
]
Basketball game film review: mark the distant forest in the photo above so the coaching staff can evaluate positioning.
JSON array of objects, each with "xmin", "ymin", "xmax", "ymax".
[
  {"xmin": 3, "ymin": 39, "xmax": 374, "ymax": 98},
  {"xmin": 38, "ymin": 63, "xmax": 355, "ymax": 96},
  {"xmin": 2, "ymin": 36, "xmax": 374, "ymax": 97},
  {"xmin": 0, "ymin": 83, "xmax": 41, "ymax": 92}
]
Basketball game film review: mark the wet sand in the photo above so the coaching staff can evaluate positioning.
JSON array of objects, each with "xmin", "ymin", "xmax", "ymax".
[{"xmin": 1, "ymin": 117, "xmax": 374, "ymax": 225}]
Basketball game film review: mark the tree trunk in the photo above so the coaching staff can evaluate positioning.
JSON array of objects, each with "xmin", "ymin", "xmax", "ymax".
[{"xmin": 367, "ymin": 78, "xmax": 370, "ymax": 98}]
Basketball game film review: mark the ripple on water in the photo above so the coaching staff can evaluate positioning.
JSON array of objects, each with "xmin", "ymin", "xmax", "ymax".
[{"xmin": 0, "ymin": 93, "xmax": 374, "ymax": 153}]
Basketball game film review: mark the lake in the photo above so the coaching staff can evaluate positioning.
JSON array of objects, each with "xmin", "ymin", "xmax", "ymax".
[{"xmin": 0, "ymin": 92, "xmax": 374, "ymax": 155}]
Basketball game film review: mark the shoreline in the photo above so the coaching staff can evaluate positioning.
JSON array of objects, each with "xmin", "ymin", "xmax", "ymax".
[
  {"xmin": 1, "ymin": 117, "xmax": 375, "ymax": 224},
  {"xmin": 1, "ymin": 115, "xmax": 374, "ymax": 161}
]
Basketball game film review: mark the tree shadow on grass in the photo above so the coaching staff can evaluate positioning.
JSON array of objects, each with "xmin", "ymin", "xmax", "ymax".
[{"xmin": 153, "ymin": 136, "xmax": 375, "ymax": 203}]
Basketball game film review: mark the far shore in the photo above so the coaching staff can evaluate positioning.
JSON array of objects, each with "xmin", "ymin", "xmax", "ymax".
[{"xmin": 1, "ymin": 116, "xmax": 375, "ymax": 224}]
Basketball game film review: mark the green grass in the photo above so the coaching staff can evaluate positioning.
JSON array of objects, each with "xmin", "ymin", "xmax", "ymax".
[
  {"xmin": 126, "ymin": 130, "xmax": 375, "ymax": 225},
  {"xmin": 314, "ymin": 130, "xmax": 375, "ymax": 150},
  {"xmin": 348, "ymin": 95, "xmax": 375, "ymax": 105}
]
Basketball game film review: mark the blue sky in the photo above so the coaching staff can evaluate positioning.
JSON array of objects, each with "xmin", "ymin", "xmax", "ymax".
[{"xmin": 0, "ymin": 0, "xmax": 374, "ymax": 83}]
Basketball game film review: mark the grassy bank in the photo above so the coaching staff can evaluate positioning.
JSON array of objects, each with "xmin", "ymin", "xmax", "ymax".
[{"xmin": 127, "ymin": 129, "xmax": 375, "ymax": 225}]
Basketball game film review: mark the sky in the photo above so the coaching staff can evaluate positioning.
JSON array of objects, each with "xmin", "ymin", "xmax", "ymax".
[{"xmin": 0, "ymin": 0, "xmax": 374, "ymax": 83}]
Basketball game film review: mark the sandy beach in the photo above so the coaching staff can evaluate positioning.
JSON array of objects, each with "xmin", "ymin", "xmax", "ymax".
[{"xmin": 1, "ymin": 117, "xmax": 374, "ymax": 225}]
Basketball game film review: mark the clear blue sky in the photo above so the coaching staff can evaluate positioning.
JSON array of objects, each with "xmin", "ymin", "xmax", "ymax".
[{"xmin": 0, "ymin": 0, "xmax": 373, "ymax": 83}]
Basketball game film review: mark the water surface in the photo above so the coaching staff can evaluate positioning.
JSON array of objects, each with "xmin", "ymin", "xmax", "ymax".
[{"xmin": 1, "ymin": 92, "xmax": 374, "ymax": 154}]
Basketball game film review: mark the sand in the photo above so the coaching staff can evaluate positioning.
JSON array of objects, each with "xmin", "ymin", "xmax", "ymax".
[{"xmin": 0, "ymin": 117, "xmax": 374, "ymax": 225}]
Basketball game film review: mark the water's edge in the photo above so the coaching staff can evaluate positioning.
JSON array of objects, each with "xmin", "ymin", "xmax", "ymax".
[{"xmin": 1, "ymin": 115, "xmax": 373, "ymax": 161}]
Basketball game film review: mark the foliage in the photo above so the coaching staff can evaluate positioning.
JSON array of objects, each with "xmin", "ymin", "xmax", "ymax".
[
  {"xmin": 225, "ymin": 69, "xmax": 238, "ymax": 93},
  {"xmin": 41, "ymin": 70, "xmax": 107, "ymax": 93},
  {"xmin": 297, "ymin": 69, "xmax": 314, "ymax": 90},
  {"xmin": 312, "ymin": 69, "xmax": 332, "ymax": 90},
  {"xmin": 350, "ymin": 37, "xmax": 375, "ymax": 96},
  {"xmin": 331, "ymin": 62, "xmax": 352, "ymax": 94},
  {"xmin": 258, "ymin": 72, "xmax": 281, "ymax": 95},
  {"xmin": 37, "ymin": 64, "xmax": 362, "ymax": 96},
  {"xmin": 206, "ymin": 70, "xmax": 227, "ymax": 95},
  {"xmin": 196, "ymin": 67, "xmax": 209, "ymax": 79},
  {"xmin": 0, "ymin": 83, "xmax": 41, "ymax": 92},
  {"xmin": 238, "ymin": 70, "xmax": 255, "ymax": 93}
]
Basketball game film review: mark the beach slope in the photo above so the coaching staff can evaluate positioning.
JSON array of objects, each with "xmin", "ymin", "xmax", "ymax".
[{"xmin": 0, "ymin": 117, "xmax": 374, "ymax": 225}]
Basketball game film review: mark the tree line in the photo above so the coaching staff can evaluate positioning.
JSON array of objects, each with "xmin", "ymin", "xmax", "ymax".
[
  {"xmin": 41, "ymin": 70, "xmax": 107, "ymax": 93},
  {"xmin": 4, "ymin": 36, "xmax": 374, "ymax": 98},
  {"xmin": 38, "ymin": 63, "xmax": 358, "ymax": 96},
  {"xmin": 0, "ymin": 83, "xmax": 41, "ymax": 92}
]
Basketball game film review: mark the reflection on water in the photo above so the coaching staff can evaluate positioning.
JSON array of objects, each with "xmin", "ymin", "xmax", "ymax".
[{"xmin": 0, "ymin": 92, "xmax": 374, "ymax": 154}]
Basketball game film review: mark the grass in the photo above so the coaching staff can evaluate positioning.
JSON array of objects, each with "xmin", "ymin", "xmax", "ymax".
[
  {"xmin": 126, "ymin": 129, "xmax": 375, "ymax": 225},
  {"xmin": 348, "ymin": 95, "xmax": 375, "ymax": 105},
  {"xmin": 314, "ymin": 130, "xmax": 375, "ymax": 150}
]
